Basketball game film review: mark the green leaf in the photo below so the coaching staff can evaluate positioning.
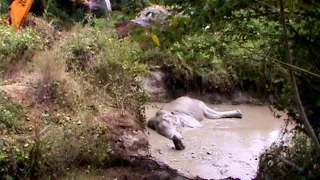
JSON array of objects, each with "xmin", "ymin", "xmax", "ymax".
[{"xmin": 152, "ymin": 33, "xmax": 161, "ymax": 47}]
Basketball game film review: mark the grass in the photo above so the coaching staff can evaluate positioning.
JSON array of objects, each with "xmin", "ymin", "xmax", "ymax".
[{"xmin": 0, "ymin": 16, "xmax": 151, "ymax": 179}]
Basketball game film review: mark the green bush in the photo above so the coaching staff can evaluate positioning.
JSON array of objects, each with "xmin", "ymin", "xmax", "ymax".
[
  {"xmin": 0, "ymin": 135, "xmax": 34, "ymax": 180},
  {"xmin": 0, "ymin": 91, "xmax": 26, "ymax": 133},
  {"xmin": 60, "ymin": 19, "xmax": 119, "ymax": 72},
  {"xmin": 38, "ymin": 115, "xmax": 112, "ymax": 178},
  {"xmin": 60, "ymin": 21, "xmax": 149, "ymax": 114},
  {"xmin": 257, "ymin": 131, "xmax": 320, "ymax": 179},
  {"xmin": 0, "ymin": 0, "xmax": 10, "ymax": 15},
  {"xmin": 0, "ymin": 25, "xmax": 42, "ymax": 75},
  {"xmin": 0, "ymin": 115, "xmax": 112, "ymax": 179},
  {"xmin": 118, "ymin": 0, "xmax": 151, "ymax": 16},
  {"xmin": 137, "ymin": 32, "xmax": 289, "ymax": 99},
  {"xmin": 0, "ymin": 91, "xmax": 31, "ymax": 179},
  {"xmin": 94, "ymin": 31, "xmax": 149, "ymax": 115}
]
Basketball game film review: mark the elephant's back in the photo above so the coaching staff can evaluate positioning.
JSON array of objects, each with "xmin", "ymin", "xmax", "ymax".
[{"xmin": 161, "ymin": 96, "xmax": 204, "ymax": 121}]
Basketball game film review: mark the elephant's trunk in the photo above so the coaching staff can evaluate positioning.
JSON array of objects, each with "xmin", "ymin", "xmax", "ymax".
[{"xmin": 173, "ymin": 135, "xmax": 185, "ymax": 150}]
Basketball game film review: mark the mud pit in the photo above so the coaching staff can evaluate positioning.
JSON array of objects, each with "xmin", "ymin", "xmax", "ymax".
[{"xmin": 145, "ymin": 103, "xmax": 285, "ymax": 180}]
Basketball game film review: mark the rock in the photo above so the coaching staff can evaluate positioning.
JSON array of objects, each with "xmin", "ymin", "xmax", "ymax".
[
  {"xmin": 114, "ymin": 130, "xmax": 150, "ymax": 157},
  {"xmin": 157, "ymin": 149, "xmax": 163, "ymax": 154},
  {"xmin": 140, "ymin": 71, "xmax": 168, "ymax": 101},
  {"xmin": 207, "ymin": 152, "xmax": 211, "ymax": 155}
]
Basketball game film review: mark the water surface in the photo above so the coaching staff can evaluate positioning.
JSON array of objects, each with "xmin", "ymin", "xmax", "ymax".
[{"xmin": 145, "ymin": 103, "xmax": 285, "ymax": 180}]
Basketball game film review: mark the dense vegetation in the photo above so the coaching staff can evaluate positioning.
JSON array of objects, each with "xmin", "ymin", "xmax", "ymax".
[
  {"xmin": 147, "ymin": 0, "xmax": 320, "ymax": 178},
  {"xmin": 0, "ymin": 0, "xmax": 320, "ymax": 179}
]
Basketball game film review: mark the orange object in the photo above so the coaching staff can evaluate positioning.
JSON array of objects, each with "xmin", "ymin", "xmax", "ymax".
[{"xmin": 9, "ymin": 0, "xmax": 35, "ymax": 29}]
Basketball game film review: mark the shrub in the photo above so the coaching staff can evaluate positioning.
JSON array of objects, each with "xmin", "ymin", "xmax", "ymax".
[
  {"xmin": 60, "ymin": 25, "xmax": 102, "ymax": 72},
  {"xmin": 257, "ymin": 131, "xmax": 320, "ymax": 179},
  {"xmin": 60, "ymin": 20, "xmax": 118, "ymax": 73},
  {"xmin": 0, "ymin": 112, "xmax": 112, "ymax": 179},
  {"xmin": 0, "ymin": 0, "xmax": 10, "ymax": 15},
  {"xmin": 0, "ymin": 24, "xmax": 42, "ymax": 76},
  {"xmin": 94, "ymin": 32, "xmax": 149, "ymax": 115},
  {"xmin": 137, "ymin": 32, "xmax": 290, "ymax": 99},
  {"xmin": 0, "ymin": 91, "xmax": 31, "ymax": 179},
  {"xmin": 39, "ymin": 113, "xmax": 112, "ymax": 177},
  {"xmin": 0, "ymin": 91, "xmax": 26, "ymax": 133},
  {"xmin": 60, "ymin": 21, "xmax": 149, "ymax": 115},
  {"xmin": 118, "ymin": 0, "xmax": 151, "ymax": 16}
]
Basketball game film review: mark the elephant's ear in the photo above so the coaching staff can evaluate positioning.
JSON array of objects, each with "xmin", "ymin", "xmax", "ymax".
[{"xmin": 178, "ymin": 114, "xmax": 203, "ymax": 128}]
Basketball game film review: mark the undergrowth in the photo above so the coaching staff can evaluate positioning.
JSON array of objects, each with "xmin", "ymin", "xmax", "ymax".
[
  {"xmin": 0, "ymin": 25, "xmax": 43, "ymax": 76},
  {"xmin": 0, "ymin": 15, "xmax": 150, "ymax": 179},
  {"xmin": 256, "ymin": 130, "xmax": 320, "ymax": 180},
  {"xmin": 137, "ymin": 34, "xmax": 289, "ymax": 99}
]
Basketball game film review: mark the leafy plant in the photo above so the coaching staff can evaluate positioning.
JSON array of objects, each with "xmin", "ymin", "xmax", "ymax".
[
  {"xmin": 0, "ymin": 91, "xmax": 26, "ymax": 132},
  {"xmin": 0, "ymin": 24, "xmax": 42, "ymax": 76}
]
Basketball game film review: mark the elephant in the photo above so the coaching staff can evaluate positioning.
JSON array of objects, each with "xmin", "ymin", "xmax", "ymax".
[{"xmin": 147, "ymin": 96, "xmax": 242, "ymax": 150}]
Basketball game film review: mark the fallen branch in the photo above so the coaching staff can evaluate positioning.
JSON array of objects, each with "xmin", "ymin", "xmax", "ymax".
[{"xmin": 266, "ymin": 153, "xmax": 304, "ymax": 172}]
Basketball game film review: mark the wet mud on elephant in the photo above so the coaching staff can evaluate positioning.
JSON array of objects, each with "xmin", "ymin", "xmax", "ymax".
[{"xmin": 147, "ymin": 96, "xmax": 242, "ymax": 150}]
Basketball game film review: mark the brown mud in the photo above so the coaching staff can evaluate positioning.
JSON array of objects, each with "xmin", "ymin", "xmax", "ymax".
[{"xmin": 145, "ymin": 103, "xmax": 286, "ymax": 180}]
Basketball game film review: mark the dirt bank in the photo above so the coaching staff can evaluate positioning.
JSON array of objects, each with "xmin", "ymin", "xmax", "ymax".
[{"xmin": 0, "ymin": 69, "xmax": 192, "ymax": 179}]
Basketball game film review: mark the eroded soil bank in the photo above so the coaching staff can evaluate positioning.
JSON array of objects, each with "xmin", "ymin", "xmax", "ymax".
[{"xmin": 145, "ymin": 103, "xmax": 286, "ymax": 180}]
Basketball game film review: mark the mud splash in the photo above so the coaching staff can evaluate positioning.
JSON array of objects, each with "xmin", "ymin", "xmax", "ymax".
[{"xmin": 145, "ymin": 103, "xmax": 286, "ymax": 180}]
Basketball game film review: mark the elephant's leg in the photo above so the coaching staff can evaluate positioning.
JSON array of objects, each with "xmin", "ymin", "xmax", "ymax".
[
  {"xmin": 176, "ymin": 113, "xmax": 203, "ymax": 128},
  {"xmin": 204, "ymin": 106, "xmax": 242, "ymax": 119}
]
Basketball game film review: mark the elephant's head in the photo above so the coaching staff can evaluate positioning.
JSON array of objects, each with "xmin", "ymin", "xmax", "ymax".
[{"xmin": 148, "ymin": 110, "xmax": 185, "ymax": 150}]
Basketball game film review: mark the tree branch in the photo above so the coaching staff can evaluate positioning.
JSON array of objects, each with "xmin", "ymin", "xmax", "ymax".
[
  {"xmin": 279, "ymin": 0, "xmax": 320, "ymax": 155},
  {"xmin": 266, "ymin": 153, "xmax": 304, "ymax": 172}
]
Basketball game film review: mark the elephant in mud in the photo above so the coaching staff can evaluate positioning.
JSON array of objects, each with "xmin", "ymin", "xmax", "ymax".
[{"xmin": 147, "ymin": 96, "xmax": 242, "ymax": 150}]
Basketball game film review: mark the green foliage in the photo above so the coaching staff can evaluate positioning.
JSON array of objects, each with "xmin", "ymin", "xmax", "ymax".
[
  {"xmin": 152, "ymin": 0, "xmax": 320, "ymax": 125},
  {"xmin": 118, "ymin": 0, "xmax": 151, "ymax": 16},
  {"xmin": 94, "ymin": 31, "xmax": 149, "ymax": 114},
  {"xmin": 257, "ymin": 131, "xmax": 320, "ymax": 179},
  {"xmin": 0, "ymin": 114, "xmax": 112, "ymax": 179},
  {"xmin": 148, "ymin": 0, "xmax": 320, "ymax": 178},
  {"xmin": 39, "ymin": 115, "xmax": 112, "ymax": 177},
  {"xmin": 0, "ymin": 91, "xmax": 26, "ymax": 133},
  {"xmin": 61, "ymin": 25, "xmax": 103, "ymax": 72},
  {"xmin": 0, "ymin": 135, "xmax": 34, "ymax": 179},
  {"xmin": 0, "ymin": 0, "xmax": 10, "ymax": 15},
  {"xmin": 0, "ymin": 91, "xmax": 31, "ymax": 179},
  {"xmin": 42, "ymin": 0, "xmax": 89, "ymax": 30},
  {"xmin": 60, "ymin": 19, "xmax": 150, "ymax": 115},
  {"xmin": 0, "ymin": 25, "xmax": 42, "ymax": 75}
]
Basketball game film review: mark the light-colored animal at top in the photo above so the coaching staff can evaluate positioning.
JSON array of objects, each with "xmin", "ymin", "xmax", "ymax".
[
  {"xmin": 84, "ymin": 0, "xmax": 112, "ymax": 11},
  {"xmin": 132, "ymin": 5, "xmax": 170, "ymax": 27},
  {"xmin": 147, "ymin": 96, "xmax": 242, "ymax": 150}
]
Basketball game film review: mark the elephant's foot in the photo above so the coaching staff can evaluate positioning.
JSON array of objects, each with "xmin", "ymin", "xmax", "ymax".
[{"xmin": 173, "ymin": 135, "xmax": 185, "ymax": 150}]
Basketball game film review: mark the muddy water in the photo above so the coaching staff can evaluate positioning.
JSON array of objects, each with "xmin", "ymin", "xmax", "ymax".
[{"xmin": 145, "ymin": 103, "xmax": 286, "ymax": 180}]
